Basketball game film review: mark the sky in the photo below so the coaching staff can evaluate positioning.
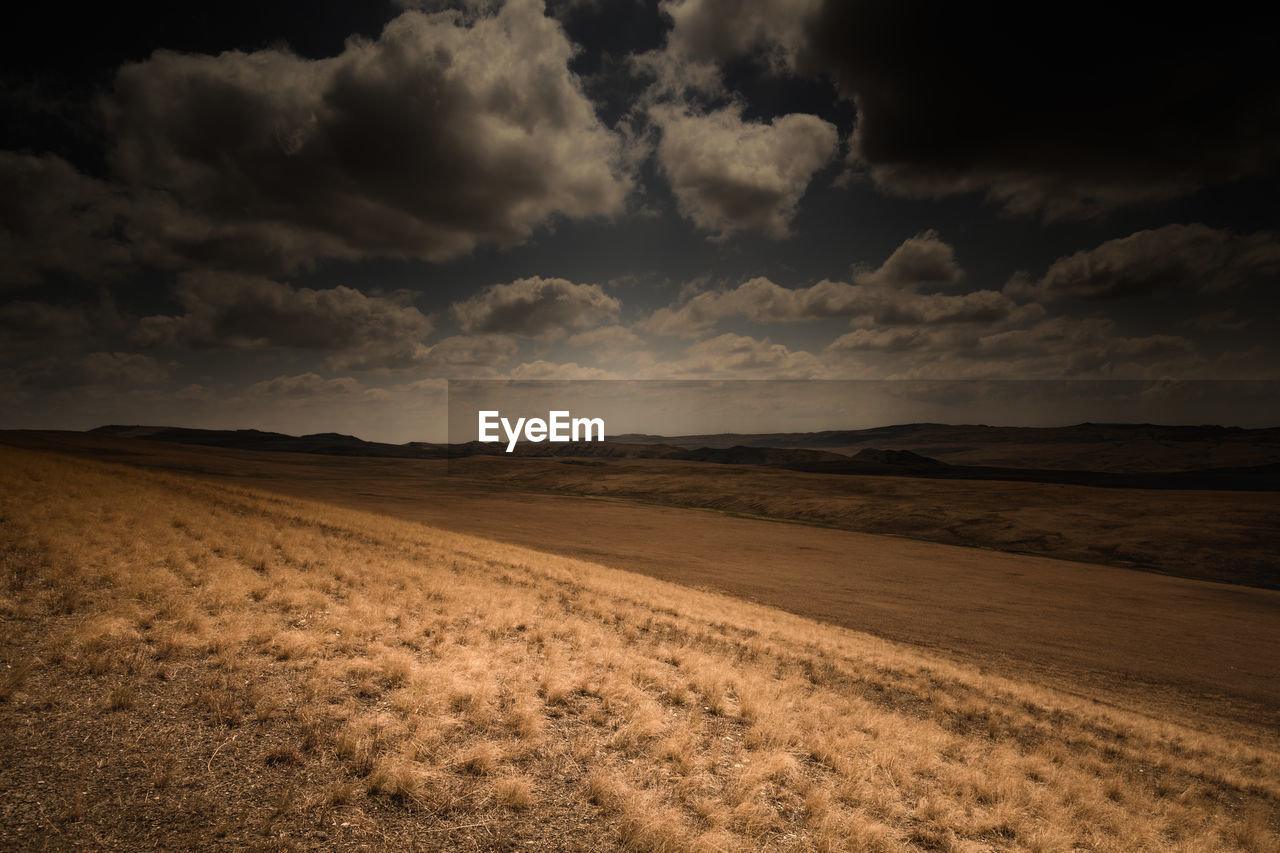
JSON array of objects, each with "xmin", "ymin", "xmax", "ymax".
[{"xmin": 2, "ymin": 0, "xmax": 1278, "ymax": 442}]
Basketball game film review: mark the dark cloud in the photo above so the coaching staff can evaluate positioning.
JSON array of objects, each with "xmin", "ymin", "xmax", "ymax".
[
  {"xmin": 329, "ymin": 333, "xmax": 519, "ymax": 373},
  {"xmin": 967, "ymin": 317, "xmax": 1199, "ymax": 376},
  {"xmin": 246, "ymin": 372, "xmax": 364, "ymax": 398},
  {"xmin": 510, "ymin": 359, "xmax": 616, "ymax": 379},
  {"xmin": 15, "ymin": 351, "xmax": 170, "ymax": 390},
  {"xmin": 0, "ymin": 153, "xmax": 133, "ymax": 287},
  {"xmin": 132, "ymin": 273, "xmax": 434, "ymax": 357},
  {"xmin": 852, "ymin": 230, "xmax": 962, "ymax": 290},
  {"xmin": 794, "ymin": 2, "xmax": 1280, "ymax": 217},
  {"xmin": 1182, "ymin": 310, "xmax": 1252, "ymax": 334},
  {"xmin": 0, "ymin": 300, "xmax": 95, "ymax": 349},
  {"xmin": 653, "ymin": 105, "xmax": 837, "ymax": 238},
  {"xmin": 643, "ymin": 278, "xmax": 1037, "ymax": 336},
  {"xmin": 635, "ymin": 0, "xmax": 817, "ymax": 98},
  {"xmin": 451, "ymin": 276, "xmax": 620, "ymax": 337},
  {"xmin": 660, "ymin": 0, "xmax": 814, "ymax": 69},
  {"xmin": 658, "ymin": 332, "xmax": 828, "ymax": 378},
  {"xmin": 103, "ymin": 1, "xmax": 631, "ymax": 273},
  {"xmin": 418, "ymin": 334, "xmax": 518, "ymax": 369},
  {"xmin": 861, "ymin": 289, "xmax": 1039, "ymax": 327},
  {"xmin": 566, "ymin": 324, "xmax": 646, "ymax": 363},
  {"xmin": 3, "ymin": 0, "xmax": 1278, "ymax": 433},
  {"xmin": 828, "ymin": 316, "xmax": 1201, "ymax": 378},
  {"xmin": 1005, "ymin": 225, "xmax": 1280, "ymax": 302},
  {"xmin": 824, "ymin": 327, "xmax": 929, "ymax": 353},
  {"xmin": 640, "ymin": 232, "xmax": 1035, "ymax": 335}
]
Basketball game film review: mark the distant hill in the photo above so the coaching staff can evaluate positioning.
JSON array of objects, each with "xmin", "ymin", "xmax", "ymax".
[
  {"xmin": 612, "ymin": 422, "xmax": 1280, "ymax": 449},
  {"xmin": 91, "ymin": 425, "xmax": 452, "ymax": 459},
  {"xmin": 84, "ymin": 423, "xmax": 1280, "ymax": 490},
  {"xmin": 613, "ymin": 422, "xmax": 1280, "ymax": 473}
]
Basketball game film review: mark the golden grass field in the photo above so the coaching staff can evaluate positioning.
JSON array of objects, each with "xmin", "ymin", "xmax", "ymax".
[{"xmin": 2, "ymin": 444, "xmax": 1279, "ymax": 851}]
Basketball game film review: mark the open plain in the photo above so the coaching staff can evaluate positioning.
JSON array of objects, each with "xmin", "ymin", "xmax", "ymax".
[
  {"xmin": 2, "ymin": 443, "xmax": 1279, "ymax": 852},
  {"xmin": 3, "ymin": 430, "xmax": 1279, "ymax": 736}
]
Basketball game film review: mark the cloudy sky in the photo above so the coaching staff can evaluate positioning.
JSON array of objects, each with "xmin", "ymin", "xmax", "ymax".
[{"xmin": 2, "ymin": 0, "xmax": 1278, "ymax": 441}]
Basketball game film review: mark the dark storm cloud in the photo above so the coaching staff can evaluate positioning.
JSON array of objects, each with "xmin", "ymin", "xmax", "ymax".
[
  {"xmin": 653, "ymin": 1, "xmax": 1280, "ymax": 218},
  {"xmin": 797, "ymin": 2, "xmax": 1280, "ymax": 216},
  {"xmin": 0, "ymin": 153, "xmax": 133, "ymax": 287},
  {"xmin": 451, "ymin": 276, "xmax": 620, "ymax": 338},
  {"xmin": 132, "ymin": 272, "xmax": 434, "ymax": 353},
  {"xmin": 1004, "ymin": 225, "xmax": 1280, "ymax": 302},
  {"xmin": 103, "ymin": 0, "xmax": 631, "ymax": 273}
]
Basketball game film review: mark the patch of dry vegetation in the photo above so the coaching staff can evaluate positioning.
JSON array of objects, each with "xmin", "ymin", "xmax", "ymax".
[{"xmin": 1, "ymin": 445, "xmax": 1278, "ymax": 851}]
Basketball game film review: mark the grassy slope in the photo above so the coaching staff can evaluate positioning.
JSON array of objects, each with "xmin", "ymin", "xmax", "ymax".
[{"xmin": 1, "ymin": 446, "xmax": 1277, "ymax": 852}]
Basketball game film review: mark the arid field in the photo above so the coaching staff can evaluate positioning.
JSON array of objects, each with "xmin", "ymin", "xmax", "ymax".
[
  {"xmin": 4, "ymin": 431, "xmax": 1279, "ymax": 734},
  {"xmin": 2, "ymin": 444, "xmax": 1279, "ymax": 851}
]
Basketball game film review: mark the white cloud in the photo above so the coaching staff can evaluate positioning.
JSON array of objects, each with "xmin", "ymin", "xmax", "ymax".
[{"xmin": 654, "ymin": 105, "xmax": 837, "ymax": 238}]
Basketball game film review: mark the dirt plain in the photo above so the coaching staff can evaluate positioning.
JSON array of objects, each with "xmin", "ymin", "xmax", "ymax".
[{"xmin": 4, "ymin": 430, "xmax": 1278, "ymax": 738}]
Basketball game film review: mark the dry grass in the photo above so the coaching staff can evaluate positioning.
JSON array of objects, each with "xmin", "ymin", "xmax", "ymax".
[{"xmin": 0, "ymin": 444, "xmax": 1278, "ymax": 852}]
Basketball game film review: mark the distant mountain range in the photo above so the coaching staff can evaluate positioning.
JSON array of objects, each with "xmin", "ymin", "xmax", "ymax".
[
  {"xmin": 612, "ymin": 421, "xmax": 1280, "ymax": 449},
  {"xmin": 616, "ymin": 422, "xmax": 1280, "ymax": 474},
  {"xmin": 93, "ymin": 425, "xmax": 452, "ymax": 459},
  {"xmin": 82, "ymin": 423, "xmax": 1280, "ymax": 490}
]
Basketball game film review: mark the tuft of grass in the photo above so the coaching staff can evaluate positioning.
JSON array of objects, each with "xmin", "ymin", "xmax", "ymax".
[
  {"xmin": 493, "ymin": 775, "xmax": 535, "ymax": 810},
  {"xmin": 456, "ymin": 741, "xmax": 502, "ymax": 776},
  {"xmin": 366, "ymin": 755, "xmax": 421, "ymax": 802},
  {"xmin": 104, "ymin": 683, "xmax": 135, "ymax": 713},
  {"xmin": 263, "ymin": 745, "xmax": 301, "ymax": 766}
]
